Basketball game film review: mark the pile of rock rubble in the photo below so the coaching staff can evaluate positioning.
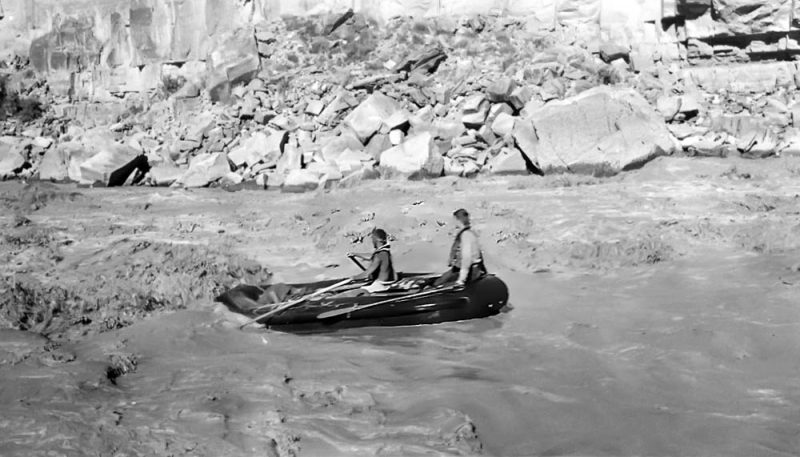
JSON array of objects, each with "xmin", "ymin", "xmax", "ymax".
[{"xmin": 1, "ymin": 11, "xmax": 799, "ymax": 191}]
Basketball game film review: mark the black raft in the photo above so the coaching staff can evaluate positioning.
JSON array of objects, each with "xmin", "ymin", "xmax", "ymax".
[{"xmin": 216, "ymin": 273, "xmax": 510, "ymax": 333}]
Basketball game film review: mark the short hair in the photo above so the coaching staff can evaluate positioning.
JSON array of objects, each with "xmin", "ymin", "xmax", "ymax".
[
  {"xmin": 371, "ymin": 228, "xmax": 388, "ymax": 242},
  {"xmin": 453, "ymin": 208, "xmax": 470, "ymax": 220}
]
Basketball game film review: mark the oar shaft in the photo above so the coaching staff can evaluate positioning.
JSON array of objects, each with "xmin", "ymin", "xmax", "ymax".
[
  {"xmin": 317, "ymin": 285, "xmax": 456, "ymax": 320},
  {"xmin": 349, "ymin": 256, "xmax": 366, "ymax": 271},
  {"xmin": 242, "ymin": 279, "xmax": 351, "ymax": 328}
]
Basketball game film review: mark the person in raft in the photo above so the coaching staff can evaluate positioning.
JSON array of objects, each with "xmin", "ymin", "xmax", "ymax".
[
  {"xmin": 346, "ymin": 228, "xmax": 398, "ymax": 295},
  {"xmin": 434, "ymin": 208, "xmax": 487, "ymax": 289}
]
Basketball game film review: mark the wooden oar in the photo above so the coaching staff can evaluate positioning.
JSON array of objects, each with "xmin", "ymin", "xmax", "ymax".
[
  {"xmin": 251, "ymin": 277, "xmax": 370, "ymax": 314},
  {"xmin": 316, "ymin": 285, "xmax": 458, "ymax": 320},
  {"xmin": 349, "ymin": 255, "xmax": 366, "ymax": 271},
  {"xmin": 240, "ymin": 279, "xmax": 352, "ymax": 329}
]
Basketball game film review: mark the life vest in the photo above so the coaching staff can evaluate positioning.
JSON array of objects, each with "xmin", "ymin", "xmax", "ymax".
[
  {"xmin": 448, "ymin": 227, "xmax": 482, "ymax": 267},
  {"xmin": 370, "ymin": 244, "xmax": 397, "ymax": 282}
]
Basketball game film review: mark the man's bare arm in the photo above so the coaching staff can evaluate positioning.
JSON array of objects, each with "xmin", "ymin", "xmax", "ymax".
[{"xmin": 457, "ymin": 233, "xmax": 474, "ymax": 284}]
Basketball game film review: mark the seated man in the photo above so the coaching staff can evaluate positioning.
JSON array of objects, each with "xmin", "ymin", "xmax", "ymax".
[
  {"xmin": 345, "ymin": 228, "xmax": 398, "ymax": 295},
  {"xmin": 434, "ymin": 208, "xmax": 487, "ymax": 289}
]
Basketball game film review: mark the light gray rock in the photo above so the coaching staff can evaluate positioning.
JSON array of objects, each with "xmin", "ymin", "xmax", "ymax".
[
  {"xmin": 487, "ymin": 147, "xmax": 529, "ymax": 174},
  {"xmin": 491, "ymin": 112, "xmax": 516, "ymax": 137},
  {"xmin": 379, "ymin": 132, "xmax": 444, "ymax": 177},
  {"xmin": 520, "ymin": 85, "xmax": 677, "ymax": 175},
  {"xmin": 344, "ymin": 92, "xmax": 401, "ymax": 143},
  {"xmin": 178, "ymin": 152, "xmax": 232, "ymax": 188},
  {"xmin": 0, "ymin": 137, "xmax": 26, "ymax": 178}
]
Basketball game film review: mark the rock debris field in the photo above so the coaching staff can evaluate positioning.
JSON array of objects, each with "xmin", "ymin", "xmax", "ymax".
[{"xmin": 1, "ymin": 4, "xmax": 800, "ymax": 457}]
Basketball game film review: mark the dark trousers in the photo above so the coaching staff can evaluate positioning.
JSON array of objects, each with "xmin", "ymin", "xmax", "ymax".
[{"xmin": 433, "ymin": 261, "xmax": 487, "ymax": 287}]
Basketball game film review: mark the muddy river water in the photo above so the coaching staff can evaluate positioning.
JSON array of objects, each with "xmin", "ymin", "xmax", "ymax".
[
  {"xmin": 2, "ymin": 157, "xmax": 800, "ymax": 456},
  {"xmin": 271, "ymin": 250, "xmax": 800, "ymax": 456}
]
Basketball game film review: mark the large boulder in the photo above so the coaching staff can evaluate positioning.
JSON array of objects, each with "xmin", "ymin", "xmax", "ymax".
[
  {"xmin": 318, "ymin": 90, "xmax": 360, "ymax": 124},
  {"xmin": 277, "ymin": 142, "xmax": 303, "ymax": 175},
  {"xmin": 77, "ymin": 145, "xmax": 140, "ymax": 184},
  {"xmin": 281, "ymin": 169, "xmax": 323, "ymax": 193},
  {"xmin": 379, "ymin": 132, "xmax": 444, "ymax": 177},
  {"xmin": 486, "ymin": 78, "xmax": 517, "ymax": 103},
  {"xmin": 320, "ymin": 132, "xmax": 364, "ymax": 163},
  {"xmin": 365, "ymin": 133, "xmax": 392, "ymax": 161},
  {"xmin": 306, "ymin": 161, "xmax": 343, "ymax": 183},
  {"xmin": 344, "ymin": 92, "xmax": 402, "ymax": 143},
  {"xmin": 57, "ymin": 130, "xmax": 119, "ymax": 183},
  {"xmin": 178, "ymin": 153, "xmax": 232, "ymax": 188},
  {"xmin": 228, "ymin": 132, "xmax": 268, "ymax": 167},
  {"xmin": 0, "ymin": 137, "xmax": 25, "ymax": 178},
  {"xmin": 228, "ymin": 131, "xmax": 286, "ymax": 168},
  {"xmin": 487, "ymin": 148, "xmax": 530, "ymax": 175},
  {"xmin": 520, "ymin": 85, "xmax": 677, "ymax": 175},
  {"xmin": 63, "ymin": 143, "xmax": 93, "ymax": 183},
  {"xmin": 491, "ymin": 112, "xmax": 516, "ymax": 137},
  {"xmin": 680, "ymin": 132, "xmax": 731, "ymax": 157},
  {"xmin": 147, "ymin": 164, "xmax": 186, "ymax": 186},
  {"xmin": 333, "ymin": 149, "xmax": 373, "ymax": 174},
  {"xmin": 185, "ymin": 113, "xmax": 216, "ymax": 143},
  {"xmin": 37, "ymin": 147, "xmax": 71, "ymax": 181},
  {"xmin": 656, "ymin": 94, "xmax": 702, "ymax": 121}
]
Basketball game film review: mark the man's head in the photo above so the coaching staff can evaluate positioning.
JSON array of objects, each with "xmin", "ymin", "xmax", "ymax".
[
  {"xmin": 371, "ymin": 228, "xmax": 388, "ymax": 247},
  {"xmin": 453, "ymin": 208, "xmax": 470, "ymax": 230}
]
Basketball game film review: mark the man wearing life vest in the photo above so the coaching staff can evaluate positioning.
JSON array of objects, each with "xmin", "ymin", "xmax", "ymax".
[
  {"xmin": 434, "ymin": 208, "xmax": 487, "ymax": 289},
  {"xmin": 346, "ymin": 228, "xmax": 398, "ymax": 294}
]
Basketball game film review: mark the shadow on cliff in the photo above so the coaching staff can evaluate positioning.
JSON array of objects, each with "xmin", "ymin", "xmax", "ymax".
[{"xmin": 0, "ymin": 73, "xmax": 45, "ymax": 123}]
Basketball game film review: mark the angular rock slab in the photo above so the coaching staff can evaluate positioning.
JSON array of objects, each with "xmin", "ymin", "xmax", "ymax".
[
  {"xmin": 282, "ymin": 169, "xmax": 323, "ymax": 193},
  {"xmin": 344, "ymin": 92, "xmax": 401, "ymax": 144},
  {"xmin": 0, "ymin": 137, "xmax": 25, "ymax": 178},
  {"xmin": 487, "ymin": 147, "xmax": 530, "ymax": 175},
  {"xmin": 522, "ymin": 85, "xmax": 677, "ymax": 175},
  {"xmin": 379, "ymin": 132, "xmax": 444, "ymax": 177},
  {"xmin": 178, "ymin": 153, "xmax": 232, "ymax": 188},
  {"xmin": 228, "ymin": 131, "xmax": 286, "ymax": 168},
  {"xmin": 37, "ymin": 147, "xmax": 70, "ymax": 181},
  {"xmin": 77, "ymin": 145, "xmax": 140, "ymax": 184},
  {"xmin": 148, "ymin": 164, "xmax": 186, "ymax": 187}
]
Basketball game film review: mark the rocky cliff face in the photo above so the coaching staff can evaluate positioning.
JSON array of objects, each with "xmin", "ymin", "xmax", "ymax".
[
  {"xmin": 1, "ymin": 0, "xmax": 799, "ymax": 188},
  {"xmin": 2, "ymin": 0, "xmax": 799, "ymax": 99}
]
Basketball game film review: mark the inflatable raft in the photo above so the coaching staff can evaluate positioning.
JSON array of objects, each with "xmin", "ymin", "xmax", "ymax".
[{"xmin": 216, "ymin": 273, "xmax": 510, "ymax": 332}]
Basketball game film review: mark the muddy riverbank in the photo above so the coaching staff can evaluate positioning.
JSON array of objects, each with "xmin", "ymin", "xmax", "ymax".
[{"xmin": 2, "ymin": 156, "xmax": 800, "ymax": 456}]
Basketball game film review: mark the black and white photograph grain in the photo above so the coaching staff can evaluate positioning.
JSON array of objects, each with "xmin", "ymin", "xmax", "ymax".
[{"xmin": 1, "ymin": 0, "xmax": 799, "ymax": 456}]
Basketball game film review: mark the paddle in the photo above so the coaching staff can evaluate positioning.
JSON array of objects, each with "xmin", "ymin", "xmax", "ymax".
[
  {"xmin": 240, "ymin": 278, "xmax": 352, "ymax": 329},
  {"xmin": 316, "ymin": 285, "xmax": 459, "ymax": 320},
  {"xmin": 349, "ymin": 255, "xmax": 366, "ymax": 271}
]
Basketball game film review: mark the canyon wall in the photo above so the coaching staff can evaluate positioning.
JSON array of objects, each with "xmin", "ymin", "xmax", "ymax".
[{"xmin": 1, "ymin": 0, "xmax": 799, "ymax": 99}]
